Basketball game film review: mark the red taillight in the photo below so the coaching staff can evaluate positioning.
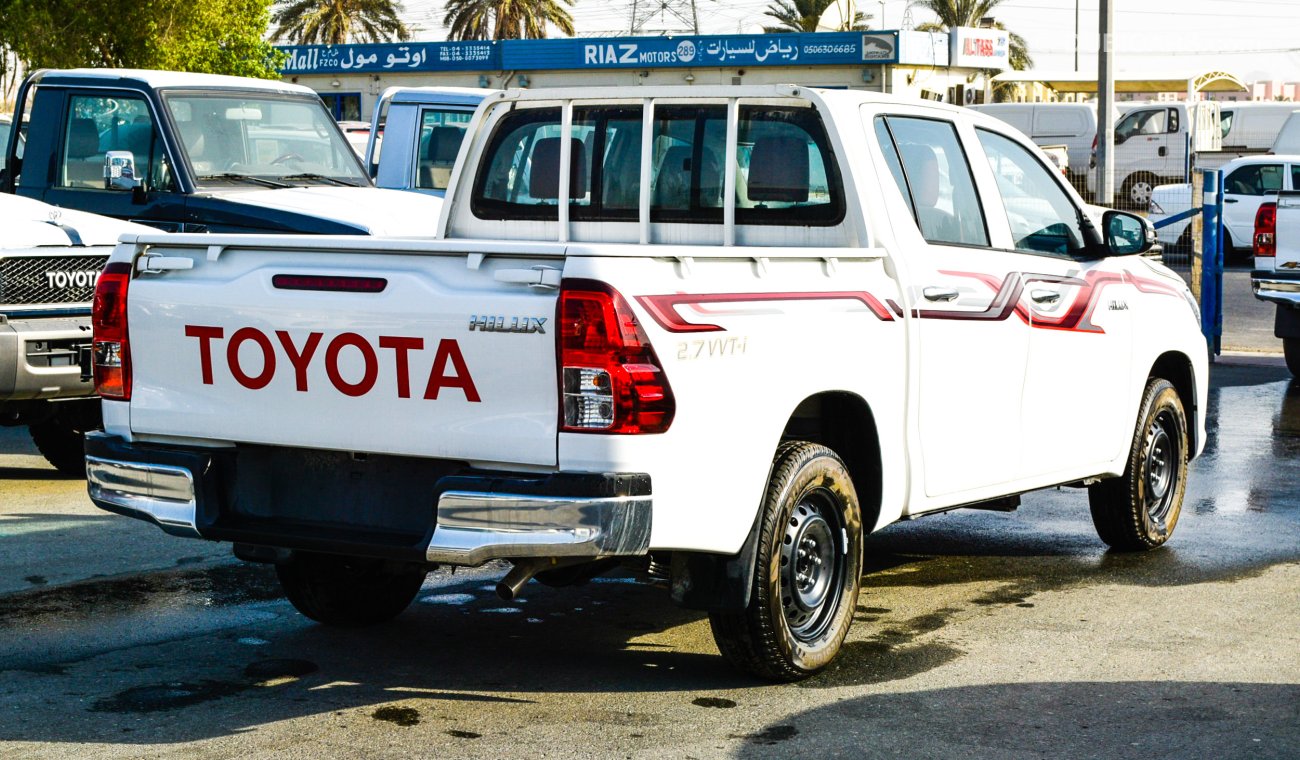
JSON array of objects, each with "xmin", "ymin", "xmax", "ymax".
[
  {"xmin": 1255, "ymin": 201, "xmax": 1277, "ymax": 258},
  {"xmin": 92, "ymin": 261, "xmax": 133, "ymax": 400},
  {"xmin": 558, "ymin": 279, "xmax": 674, "ymax": 434}
]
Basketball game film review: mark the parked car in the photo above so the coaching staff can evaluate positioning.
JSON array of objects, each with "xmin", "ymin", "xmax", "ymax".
[
  {"xmin": 335, "ymin": 120, "xmax": 373, "ymax": 157},
  {"xmin": 2, "ymin": 69, "xmax": 443, "ymax": 235},
  {"xmin": 0, "ymin": 194, "xmax": 151, "ymax": 474},
  {"xmin": 1148, "ymin": 154, "xmax": 1300, "ymax": 258},
  {"xmin": 1251, "ymin": 190, "xmax": 1300, "ymax": 373},
  {"xmin": 365, "ymin": 86, "xmax": 490, "ymax": 196}
]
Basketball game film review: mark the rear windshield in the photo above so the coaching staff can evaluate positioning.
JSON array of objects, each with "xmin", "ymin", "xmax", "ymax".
[{"xmin": 471, "ymin": 104, "xmax": 844, "ymax": 226}]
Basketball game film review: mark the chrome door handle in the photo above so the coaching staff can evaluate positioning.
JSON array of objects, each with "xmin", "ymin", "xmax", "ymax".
[
  {"xmin": 1030, "ymin": 289, "xmax": 1061, "ymax": 304},
  {"xmin": 923, "ymin": 286, "xmax": 959, "ymax": 303}
]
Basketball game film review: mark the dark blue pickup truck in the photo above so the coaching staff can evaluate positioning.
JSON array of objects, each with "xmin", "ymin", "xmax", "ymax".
[{"xmin": 2, "ymin": 69, "xmax": 440, "ymax": 235}]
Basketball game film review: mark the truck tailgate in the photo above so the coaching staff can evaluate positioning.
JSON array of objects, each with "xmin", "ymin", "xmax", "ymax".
[
  {"xmin": 125, "ymin": 239, "xmax": 561, "ymax": 466},
  {"xmin": 1276, "ymin": 192, "xmax": 1300, "ymax": 269}
]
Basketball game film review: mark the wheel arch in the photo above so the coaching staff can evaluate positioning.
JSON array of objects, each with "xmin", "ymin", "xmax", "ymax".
[
  {"xmin": 780, "ymin": 390, "xmax": 883, "ymax": 535},
  {"xmin": 1148, "ymin": 350, "xmax": 1198, "ymax": 453},
  {"xmin": 671, "ymin": 390, "xmax": 884, "ymax": 614}
]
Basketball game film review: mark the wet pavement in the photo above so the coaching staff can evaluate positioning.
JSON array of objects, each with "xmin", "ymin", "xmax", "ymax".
[{"xmin": 0, "ymin": 357, "xmax": 1296, "ymax": 758}]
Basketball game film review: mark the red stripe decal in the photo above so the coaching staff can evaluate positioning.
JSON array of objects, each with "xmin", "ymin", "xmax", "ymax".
[{"xmin": 636, "ymin": 291, "xmax": 895, "ymax": 333}]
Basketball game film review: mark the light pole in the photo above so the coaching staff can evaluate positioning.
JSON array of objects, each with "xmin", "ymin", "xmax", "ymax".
[
  {"xmin": 1074, "ymin": 0, "xmax": 1080, "ymax": 71},
  {"xmin": 879, "ymin": 1, "xmax": 886, "ymax": 28}
]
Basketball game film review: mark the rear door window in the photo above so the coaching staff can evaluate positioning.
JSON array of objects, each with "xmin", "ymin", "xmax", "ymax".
[{"xmin": 874, "ymin": 115, "xmax": 989, "ymax": 247}]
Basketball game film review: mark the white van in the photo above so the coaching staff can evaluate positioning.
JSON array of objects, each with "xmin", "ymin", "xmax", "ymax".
[
  {"xmin": 1272, "ymin": 110, "xmax": 1300, "ymax": 154},
  {"xmin": 1218, "ymin": 102, "xmax": 1300, "ymax": 151},
  {"xmin": 969, "ymin": 103, "xmax": 1097, "ymax": 179}
]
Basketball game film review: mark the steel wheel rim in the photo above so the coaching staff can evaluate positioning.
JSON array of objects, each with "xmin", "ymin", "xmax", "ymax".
[
  {"xmin": 779, "ymin": 489, "xmax": 845, "ymax": 642},
  {"xmin": 1144, "ymin": 409, "xmax": 1178, "ymax": 525}
]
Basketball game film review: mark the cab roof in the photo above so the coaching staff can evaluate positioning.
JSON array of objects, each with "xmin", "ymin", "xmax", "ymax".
[{"xmin": 35, "ymin": 68, "xmax": 317, "ymax": 97}]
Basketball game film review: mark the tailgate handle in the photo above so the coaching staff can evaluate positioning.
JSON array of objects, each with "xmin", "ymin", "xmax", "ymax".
[
  {"xmin": 494, "ymin": 266, "xmax": 562, "ymax": 290},
  {"xmin": 136, "ymin": 255, "xmax": 194, "ymax": 274}
]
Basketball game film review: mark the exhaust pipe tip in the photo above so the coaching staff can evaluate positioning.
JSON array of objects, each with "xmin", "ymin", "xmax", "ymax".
[{"xmin": 496, "ymin": 559, "xmax": 548, "ymax": 600}]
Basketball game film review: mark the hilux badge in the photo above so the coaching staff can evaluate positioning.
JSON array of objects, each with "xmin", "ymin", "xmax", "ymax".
[{"xmin": 468, "ymin": 315, "xmax": 547, "ymax": 334}]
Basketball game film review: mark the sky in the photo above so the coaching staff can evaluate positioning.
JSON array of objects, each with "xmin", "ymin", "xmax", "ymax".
[{"xmin": 398, "ymin": 0, "xmax": 1300, "ymax": 86}]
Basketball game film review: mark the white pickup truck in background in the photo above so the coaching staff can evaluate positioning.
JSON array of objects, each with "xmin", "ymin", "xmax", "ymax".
[
  {"xmin": 85, "ymin": 86, "xmax": 1208, "ymax": 680},
  {"xmin": 1251, "ymin": 189, "xmax": 1300, "ymax": 374},
  {"xmin": 364, "ymin": 86, "xmax": 490, "ymax": 197}
]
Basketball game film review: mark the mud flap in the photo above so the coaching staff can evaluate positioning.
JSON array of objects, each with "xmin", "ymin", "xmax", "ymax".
[
  {"xmin": 669, "ymin": 507, "xmax": 763, "ymax": 613},
  {"xmin": 1274, "ymin": 304, "xmax": 1300, "ymax": 339}
]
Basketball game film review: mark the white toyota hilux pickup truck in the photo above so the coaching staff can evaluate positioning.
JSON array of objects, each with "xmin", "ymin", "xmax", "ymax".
[{"xmin": 86, "ymin": 86, "xmax": 1208, "ymax": 680}]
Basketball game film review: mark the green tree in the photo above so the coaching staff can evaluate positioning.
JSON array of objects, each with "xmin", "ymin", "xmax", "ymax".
[
  {"xmin": 913, "ymin": 0, "xmax": 1032, "ymax": 100},
  {"xmin": 269, "ymin": 0, "xmax": 411, "ymax": 45},
  {"xmin": 762, "ymin": 0, "xmax": 871, "ymax": 33},
  {"xmin": 1, "ymin": 0, "xmax": 285, "ymax": 78},
  {"xmin": 443, "ymin": 0, "xmax": 576, "ymax": 41}
]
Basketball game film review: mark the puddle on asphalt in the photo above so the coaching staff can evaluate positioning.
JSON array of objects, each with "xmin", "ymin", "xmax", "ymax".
[
  {"xmin": 0, "ymin": 563, "xmax": 281, "ymax": 626},
  {"xmin": 92, "ymin": 659, "xmax": 317, "ymax": 714}
]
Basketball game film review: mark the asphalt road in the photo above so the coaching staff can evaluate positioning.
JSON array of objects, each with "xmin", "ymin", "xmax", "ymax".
[{"xmin": 0, "ymin": 358, "xmax": 1297, "ymax": 759}]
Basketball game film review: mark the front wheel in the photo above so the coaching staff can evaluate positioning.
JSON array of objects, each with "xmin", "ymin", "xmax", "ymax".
[
  {"xmin": 709, "ymin": 442, "xmax": 863, "ymax": 681},
  {"xmin": 275, "ymin": 552, "xmax": 427, "ymax": 627},
  {"xmin": 29, "ymin": 420, "xmax": 90, "ymax": 477},
  {"xmin": 1284, "ymin": 338, "xmax": 1300, "ymax": 377},
  {"xmin": 1122, "ymin": 173, "xmax": 1158, "ymax": 210},
  {"xmin": 1088, "ymin": 378, "xmax": 1188, "ymax": 551}
]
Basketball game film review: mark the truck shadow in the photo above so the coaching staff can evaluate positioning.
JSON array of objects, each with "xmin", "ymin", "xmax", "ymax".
[{"xmin": 734, "ymin": 681, "xmax": 1300, "ymax": 757}]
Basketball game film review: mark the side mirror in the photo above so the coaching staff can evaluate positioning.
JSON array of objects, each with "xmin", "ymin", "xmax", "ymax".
[
  {"xmin": 1103, "ymin": 209, "xmax": 1155, "ymax": 256},
  {"xmin": 104, "ymin": 150, "xmax": 141, "ymax": 191}
]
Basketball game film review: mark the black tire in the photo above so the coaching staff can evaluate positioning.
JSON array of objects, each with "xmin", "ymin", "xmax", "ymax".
[
  {"xmin": 29, "ymin": 421, "xmax": 89, "ymax": 477},
  {"xmin": 1284, "ymin": 338, "xmax": 1300, "ymax": 377},
  {"xmin": 708, "ymin": 441, "xmax": 863, "ymax": 681},
  {"xmin": 1088, "ymin": 378, "xmax": 1188, "ymax": 551},
  {"xmin": 275, "ymin": 552, "xmax": 427, "ymax": 627}
]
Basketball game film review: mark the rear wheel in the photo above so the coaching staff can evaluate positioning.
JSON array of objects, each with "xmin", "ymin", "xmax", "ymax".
[
  {"xmin": 709, "ymin": 442, "xmax": 862, "ymax": 681},
  {"xmin": 1088, "ymin": 378, "xmax": 1188, "ymax": 551},
  {"xmin": 1284, "ymin": 338, "xmax": 1300, "ymax": 377},
  {"xmin": 275, "ymin": 552, "xmax": 427, "ymax": 627}
]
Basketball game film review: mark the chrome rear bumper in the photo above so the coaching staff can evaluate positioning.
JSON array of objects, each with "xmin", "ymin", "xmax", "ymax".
[
  {"xmin": 85, "ymin": 455, "xmax": 200, "ymax": 538},
  {"xmin": 1252, "ymin": 276, "xmax": 1300, "ymax": 307},
  {"xmin": 85, "ymin": 432, "xmax": 651, "ymax": 565},
  {"xmin": 426, "ymin": 491, "xmax": 652, "ymax": 565}
]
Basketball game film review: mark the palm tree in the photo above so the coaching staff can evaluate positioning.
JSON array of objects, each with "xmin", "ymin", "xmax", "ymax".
[
  {"xmin": 763, "ymin": 0, "xmax": 871, "ymax": 33},
  {"xmin": 444, "ymin": 0, "xmax": 576, "ymax": 41},
  {"xmin": 270, "ymin": 0, "xmax": 412, "ymax": 45}
]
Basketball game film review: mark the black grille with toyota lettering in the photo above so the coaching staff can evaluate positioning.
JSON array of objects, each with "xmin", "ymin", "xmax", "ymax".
[{"xmin": 0, "ymin": 254, "xmax": 109, "ymax": 306}]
